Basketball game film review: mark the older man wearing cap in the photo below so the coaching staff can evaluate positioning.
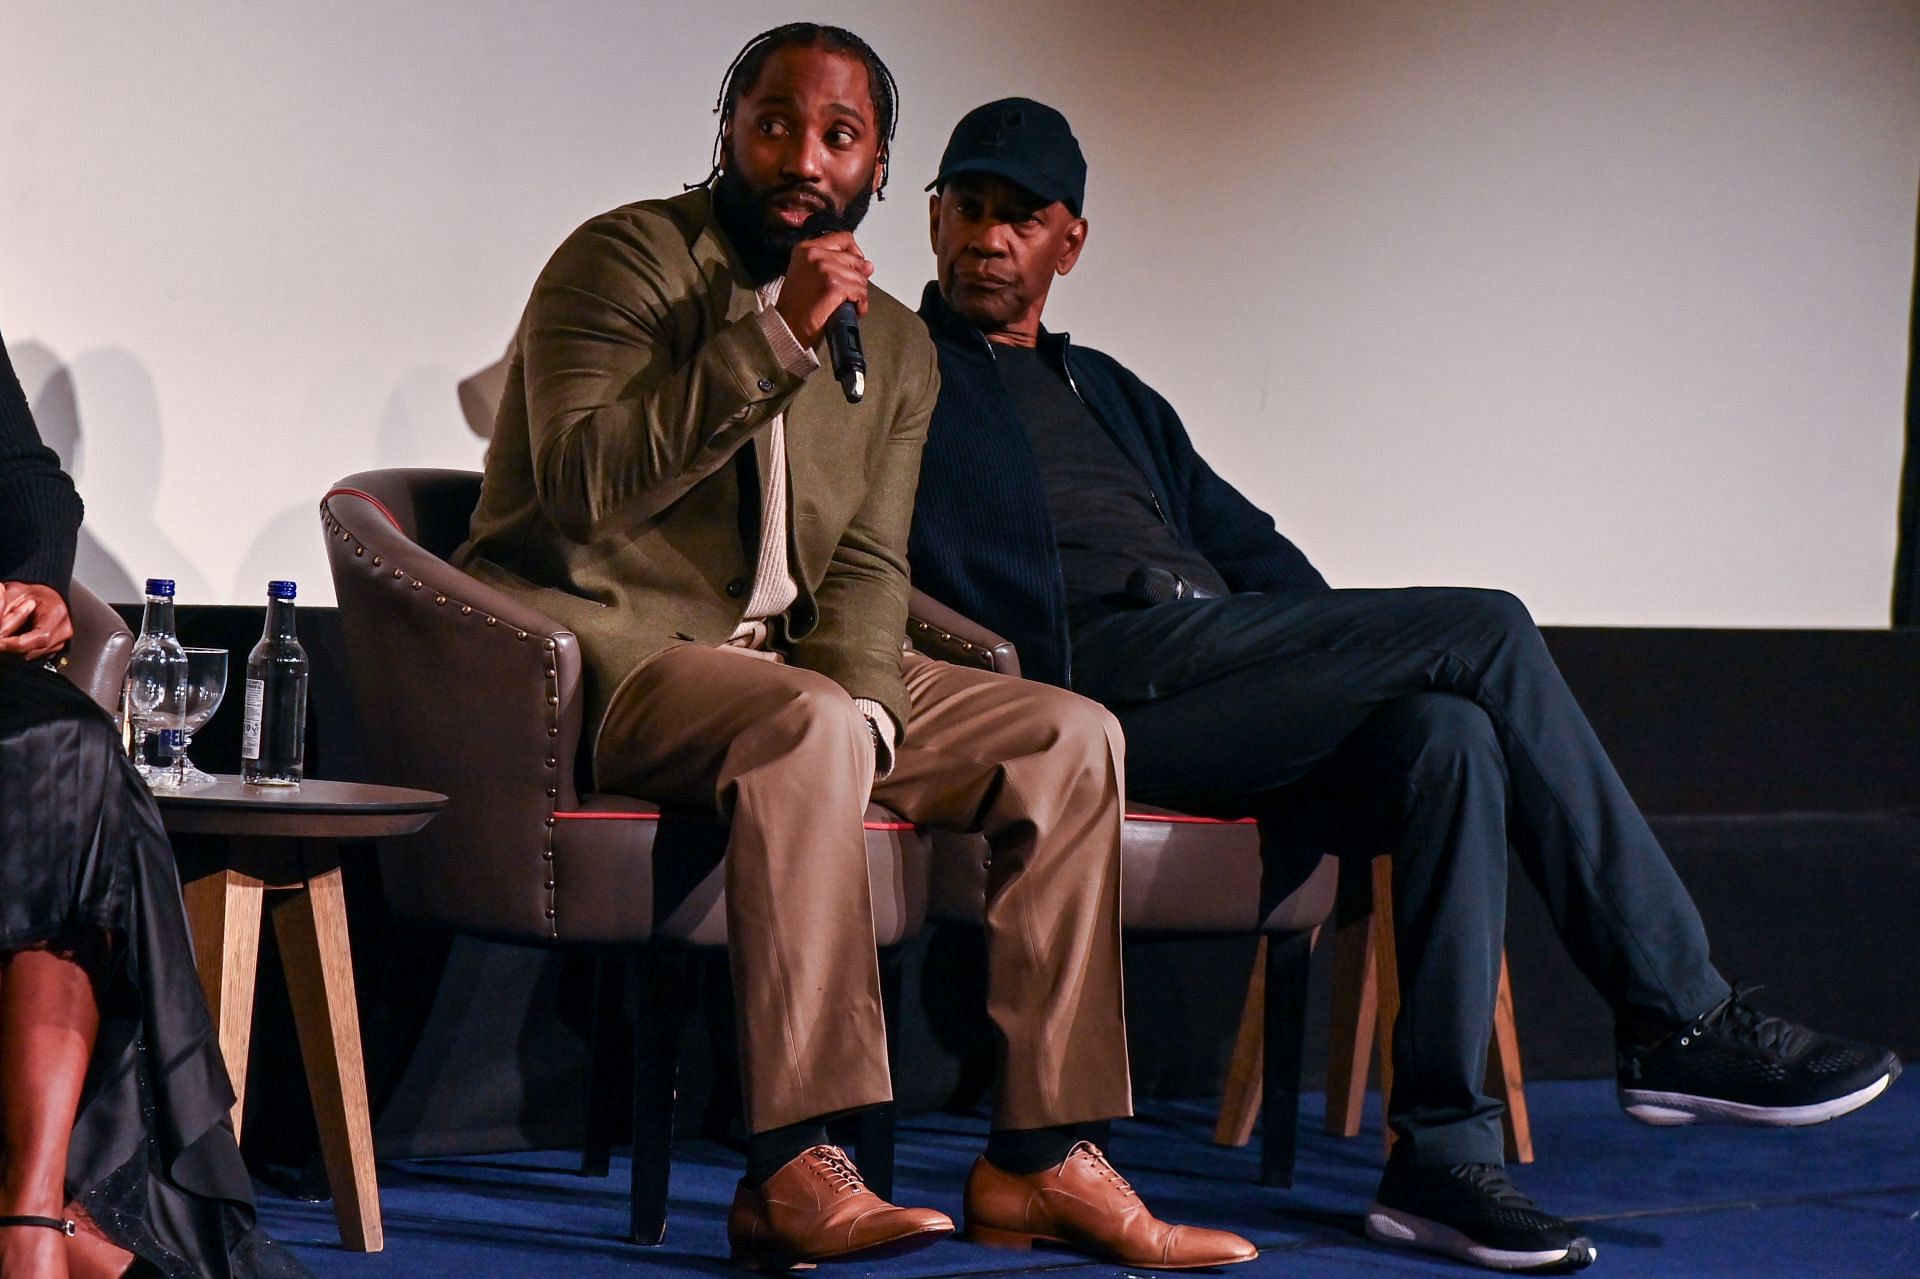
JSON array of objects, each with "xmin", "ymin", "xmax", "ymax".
[{"xmin": 908, "ymin": 98, "xmax": 1902, "ymax": 1275}]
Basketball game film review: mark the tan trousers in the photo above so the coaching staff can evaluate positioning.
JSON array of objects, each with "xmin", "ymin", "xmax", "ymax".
[{"xmin": 596, "ymin": 646, "xmax": 1133, "ymax": 1134}]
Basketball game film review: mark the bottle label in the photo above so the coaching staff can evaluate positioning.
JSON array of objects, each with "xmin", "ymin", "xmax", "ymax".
[{"xmin": 241, "ymin": 678, "xmax": 265, "ymax": 759}]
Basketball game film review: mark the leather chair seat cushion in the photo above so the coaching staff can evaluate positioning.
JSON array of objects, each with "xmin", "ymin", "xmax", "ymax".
[
  {"xmin": 549, "ymin": 796, "xmax": 929, "ymax": 947},
  {"xmin": 930, "ymin": 803, "xmax": 1335, "ymax": 936}
]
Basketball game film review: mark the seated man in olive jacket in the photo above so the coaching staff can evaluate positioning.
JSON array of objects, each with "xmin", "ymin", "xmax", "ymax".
[
  {"xmin": 455, "ymin": 26, "xmax": 1255, "ymax": 1272},
  {"xmin": 907, "ymin": 98, "xmax": 1901, "ymax": 1275}
]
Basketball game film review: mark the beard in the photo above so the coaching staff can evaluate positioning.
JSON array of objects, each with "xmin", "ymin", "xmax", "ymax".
[{"xmin": 711, "ymin": 164, "xmax": 875, "ymax": 286}]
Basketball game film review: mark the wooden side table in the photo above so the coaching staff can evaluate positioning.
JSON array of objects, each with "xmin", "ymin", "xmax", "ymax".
[{"xmin": 156, "ymin": 777, "xmax": 445, "ymax": 1253}]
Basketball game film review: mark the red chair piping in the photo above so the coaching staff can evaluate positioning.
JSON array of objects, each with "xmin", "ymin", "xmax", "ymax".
[
  {"xmin": 553, "ymin": 811, "xmax": 916, "ymax": 832},
  {"xmin": 323, "ymin": 487, "xmax": 404, "ymax": 534}
]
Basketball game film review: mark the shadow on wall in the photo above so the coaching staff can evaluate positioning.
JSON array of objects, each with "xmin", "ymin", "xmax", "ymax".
[
  {"xmin": 232, "ymin": 504, "xmax": 330, "ymax": 605},
  {"xmin": 18, "ymin": 334, "xmax": 509, "ymax": 607},
  {"xmin": 378, "ymin": 364, "xmax": 494, "ymax": 468},
  {"xmin": 12, "ymin": 341, "xmax": 208, "ymax": 605},
  {"xmin": 232, "ymin": 359, "xmax": 497, "ymax": 600}
]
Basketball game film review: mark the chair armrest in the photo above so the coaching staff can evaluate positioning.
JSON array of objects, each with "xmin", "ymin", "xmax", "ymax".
[
  {"xmin": 907, "ymin": 589, "xmax": 1020, "ymax": 677},
  {"xmin": 321, "ymin": 487, "xmax": 586, "ymax": 808},
  {"xmin": 322, "ymin": 485, "xmax": 591, "ymax": 940},
  {"xmin": 62, "ymin": 581, "xmax": 134, "ymax": 713}
]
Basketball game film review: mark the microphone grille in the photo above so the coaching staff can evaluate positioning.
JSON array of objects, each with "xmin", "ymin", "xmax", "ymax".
[{"xmin": 1126, "ymin": 566, "xmax": 1183, "ymax": 606}]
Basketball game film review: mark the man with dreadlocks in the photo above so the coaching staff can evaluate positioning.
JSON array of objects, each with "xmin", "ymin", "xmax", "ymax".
[{"xmin": 456, "ymin": 24, "xmax": 1257, "ymax": 1273}]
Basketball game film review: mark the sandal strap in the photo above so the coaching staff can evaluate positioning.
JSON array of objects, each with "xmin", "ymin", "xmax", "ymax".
[{"xmin": 0, "ymin": 1214, "xmax": 77, "ymax": 1235}]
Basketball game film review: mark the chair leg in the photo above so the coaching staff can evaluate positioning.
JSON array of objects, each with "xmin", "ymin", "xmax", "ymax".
[
  {"xmin": 1489, "ymin": 953, "xmax": 1535, "ymax": 1163},
  {"xmin": 581, "ymin": 954, "xmax": 626, "ymax": 1178},
  {"xmin": 699, "ymin": 953, "xmax": 745, "ymax": 1147},
  {"xmin": 1212, "ymin": 938, "xmax": 1269, "ymax": 1148},
  {"xmin": 850, "ymin": 945, "xmax": 904, "ymax": 1200},
  {"xmin": 1368, "ymin": 857, "xmax": 1402, "ymax": 1159},
  {"xmin": 1260, "ymin": 931, "xmax": 1314, "ymax": 1188},
  {"xmin": 1323, "ymin": 909, "xmax": 1378, "ymax": 1138},
  {"xmin": 1363, "ymin": 857, "xmax": 1533, "ymax": 1164},
  {"xmin": 629, "ymin": 950, "xmax": 691, "ymax": 1246}
]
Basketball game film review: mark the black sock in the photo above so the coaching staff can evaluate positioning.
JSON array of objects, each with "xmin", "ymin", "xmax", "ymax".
[
  {"xmin": 984, "ymin": 1120, "xmax": 1111, "ymax": 1175},
  {"xmin": 746, "ymin": 1119, "xmax": 830, "ymax": 1185},
  {"xmin": 1618, "ymin": 1005, "xmax": 1683, "ymax": 1050}
]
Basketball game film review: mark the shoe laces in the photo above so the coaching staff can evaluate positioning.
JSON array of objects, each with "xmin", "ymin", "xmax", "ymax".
[
  {"xmin": 810, "ymin": 1145, "xmax": 867, "ymax": 1197},
  {"xmin": 1688, "ymin": 984, "xmax": 1810, "ymax": 1059},
  {"xmin": 1449, "ymin": 1163, "xmax": 1539, "ymax": 1210},
  {"xmin": 1068, "ymin": 1141, "xmax": 1137, "ymax": 1199}
]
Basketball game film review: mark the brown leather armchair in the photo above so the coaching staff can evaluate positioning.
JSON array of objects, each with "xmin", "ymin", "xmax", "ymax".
[
  {"xmin": 319, "ymin": 469, "xmax": 929, "ymax": 1243},
  {"xmin": 60, "ymin": 581, "xmax": 134, "ymax": 712},
  {"xmin": 909, "ymin": 602, "xmax": 1338, "ymax": 1187}
]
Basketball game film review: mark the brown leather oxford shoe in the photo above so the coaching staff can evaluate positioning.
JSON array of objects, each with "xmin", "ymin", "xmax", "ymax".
[
  {"xmin": 963, "ymin": 1141, "xmax": 1258, "ymax": 1270},
  {"xmin": 727, "ymin": 1144, "xmax": 953, "ymax": 1270}
]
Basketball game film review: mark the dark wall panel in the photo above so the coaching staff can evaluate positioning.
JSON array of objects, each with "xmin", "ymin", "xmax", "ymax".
[{"xmin": 134, "ymin": 607, "xmax": 1920, "ymax": 1162}]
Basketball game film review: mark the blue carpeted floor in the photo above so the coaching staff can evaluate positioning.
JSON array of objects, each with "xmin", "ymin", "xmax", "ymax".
[{"xmin": 261, "ymin": 1079, "xmax": 1919, "ymax": 1278}]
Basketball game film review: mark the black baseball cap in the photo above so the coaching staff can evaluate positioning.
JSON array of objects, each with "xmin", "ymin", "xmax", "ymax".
[{"xmin": 927, "ymin": 97, "xmax": 1086, "ymax": 216}]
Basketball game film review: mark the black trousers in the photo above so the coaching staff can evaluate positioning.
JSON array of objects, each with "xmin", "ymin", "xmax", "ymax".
[{"xmin": 1071, "ymin": 587, "xmax": 1731, "ymax": 1167}]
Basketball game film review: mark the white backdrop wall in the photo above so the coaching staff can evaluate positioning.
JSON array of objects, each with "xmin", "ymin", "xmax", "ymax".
[{"xmin": 4, "ymin": 0, "xmax": 1916, "ymax": 621}]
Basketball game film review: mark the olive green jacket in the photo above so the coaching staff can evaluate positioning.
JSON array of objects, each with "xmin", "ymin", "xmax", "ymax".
[{"xmin": 455, "ymin": 188, "xmax": 939, "ymax": 753}]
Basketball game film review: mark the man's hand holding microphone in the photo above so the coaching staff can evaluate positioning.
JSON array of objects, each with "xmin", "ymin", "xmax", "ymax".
[{"xmin": 775, "ymin": 219, "xmax": 872, "ymax": 403}]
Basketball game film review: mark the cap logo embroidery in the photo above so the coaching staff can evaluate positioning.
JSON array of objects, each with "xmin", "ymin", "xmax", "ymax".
[{"xmin": 989, "ymin": 109, "xmax": 1024, "ymax": 146}]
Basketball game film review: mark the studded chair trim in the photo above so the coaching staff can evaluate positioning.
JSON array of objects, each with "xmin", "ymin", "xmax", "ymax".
[{"xmin": 321, "ymin": 474, "xmax": 582, "ymax": 941}]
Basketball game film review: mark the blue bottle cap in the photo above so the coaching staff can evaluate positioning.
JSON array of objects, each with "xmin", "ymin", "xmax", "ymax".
[
  {"xmin": 144, "ymin": 578, "xmax": 176, "ymax": 597},
  {"xmin": 268, "ymin": 580, "xmax": 297, "ymax": 600}
]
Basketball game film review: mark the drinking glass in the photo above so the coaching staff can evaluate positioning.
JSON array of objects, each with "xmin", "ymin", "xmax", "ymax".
[
  {"xmin": 127, "ymin": 643, "xmax": 188, "ymax": 786},
  {"xmin": 167, "ymin": 648, "xmax": 228, "ymax": 788}
]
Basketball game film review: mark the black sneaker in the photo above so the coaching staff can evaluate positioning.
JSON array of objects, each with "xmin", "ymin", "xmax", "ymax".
[
  {"xmin": 1617, "ymin": 985, "xmax": 1902, "ymax": 1127},
  {"xmin": 1366, "ymin": 1157, "xmax": 1596, "ymax": 1273}
]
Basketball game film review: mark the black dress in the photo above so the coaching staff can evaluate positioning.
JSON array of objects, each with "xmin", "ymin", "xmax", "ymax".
[
  {"xmin": 1, "ymin": 320, "xmax": 309, "ymax": 1276},
  {"xmin": 0, "ymin": 657, "xmax": 312, "ymax": 1278}
]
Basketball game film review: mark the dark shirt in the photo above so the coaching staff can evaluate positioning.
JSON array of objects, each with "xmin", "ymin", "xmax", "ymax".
[
  {"xmin": 0, "ymin": 323, "xmax": 84, "ymax": 596},
  {"xmin": 910, "ymin": 282, "xmax": 1328, "ymax": 691},
  {"xmin": 992, "ymin": 343, "xmax": 1229, "ymax": 624}
]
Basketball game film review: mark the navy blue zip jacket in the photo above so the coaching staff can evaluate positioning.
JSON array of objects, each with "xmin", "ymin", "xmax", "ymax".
[{"xmin": 909, "ymin": 283, "xmax": 1328, "ymax": 689}]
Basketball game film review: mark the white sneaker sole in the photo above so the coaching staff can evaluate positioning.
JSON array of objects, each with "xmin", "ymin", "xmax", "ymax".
[
  {"xmin": 1620, "ymin": 1070, "xmax": 1893, "ymax": 1127},
  {"xmin": 1365, "ymin": 1204, "xmax": 1595, "ymax": 1272}
]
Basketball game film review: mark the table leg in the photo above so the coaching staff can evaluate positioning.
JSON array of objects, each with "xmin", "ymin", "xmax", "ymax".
[
  {"xmin": 183, "ymin": 869, "xmax": 264, "ymax": 1140},
  {"xmin": 271, "ymin": 867, "xmax": 383, "ymax": 1253}
]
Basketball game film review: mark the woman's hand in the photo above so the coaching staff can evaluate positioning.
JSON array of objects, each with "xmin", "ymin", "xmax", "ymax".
[{"xmin": 0, "ymin": 582, "xmax": 74, "ymax": 661}]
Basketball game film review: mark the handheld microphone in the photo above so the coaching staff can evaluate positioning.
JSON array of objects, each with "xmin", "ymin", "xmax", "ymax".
[
  {"xmin": 797, "ymin": 207, "xmax": 866, "ymax": 404},
  {"xmin": 1126, "ymin": 566, "xmax": 1219, "ymax": 607},
  {"xmin": 827, "ymin": 300, "xmax": 865, "ymax": 403}
]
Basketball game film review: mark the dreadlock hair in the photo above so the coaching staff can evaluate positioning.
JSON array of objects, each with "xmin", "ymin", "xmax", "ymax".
[{"xmin": 692, "ymin": 23, "xmax": 900, "ymax": 199}]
